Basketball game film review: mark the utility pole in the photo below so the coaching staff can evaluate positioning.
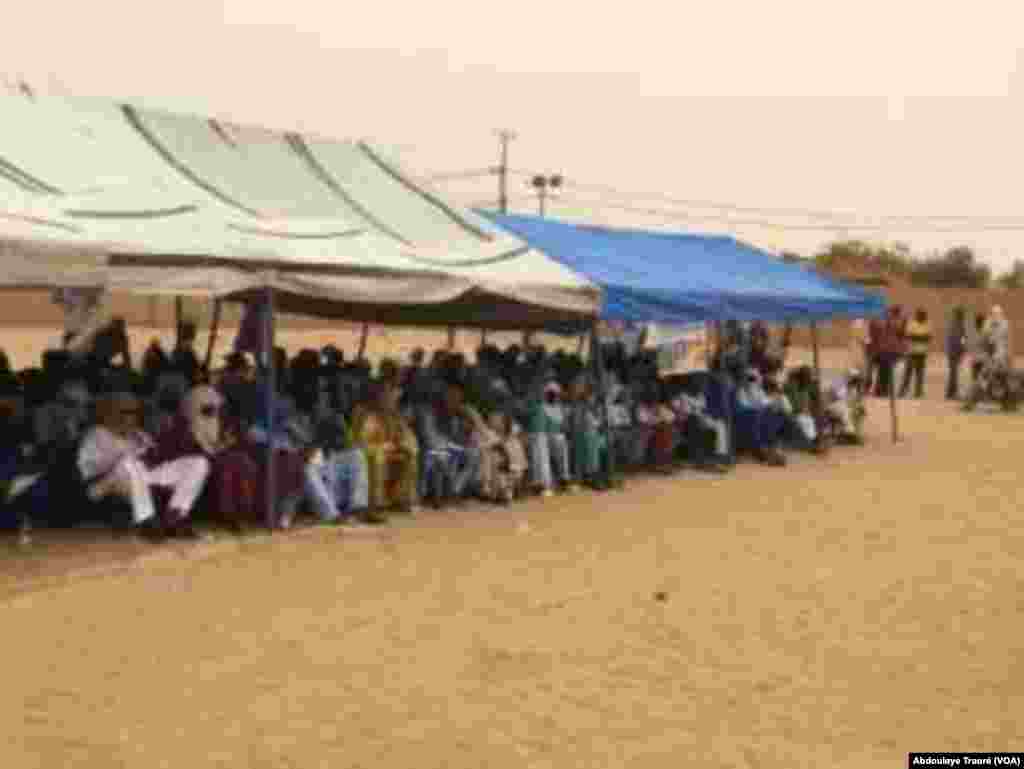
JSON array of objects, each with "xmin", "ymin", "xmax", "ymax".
[
  {"xmin": 495, "ymin": 130, "xmax": 517, "ymax": 213},
  {"xmin": 530, "ymin": 174, "xmax": 562, "ymax": 217}
]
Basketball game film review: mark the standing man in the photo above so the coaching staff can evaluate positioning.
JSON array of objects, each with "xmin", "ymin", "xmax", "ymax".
[
  {"xmin": 944, "ymin": 306, "xmax": 967, "ymax": 400},
  {"xmin": 874, "ymin": 305, "xmax": 906, "ymax": 398},
  {"xmin": 900, "ymin": 308, "xmax": 932, "ymax": 399}
]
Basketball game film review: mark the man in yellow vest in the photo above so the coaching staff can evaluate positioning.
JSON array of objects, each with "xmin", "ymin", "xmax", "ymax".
[{"xmin": 900, "ymin": 308, "xmax": 932, "ymax": 399}]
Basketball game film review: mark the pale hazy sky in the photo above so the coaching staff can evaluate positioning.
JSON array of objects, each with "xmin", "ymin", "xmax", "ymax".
[{"xmin": 5, "ymin": 1, "xmax": 1024, "ymax": 270}]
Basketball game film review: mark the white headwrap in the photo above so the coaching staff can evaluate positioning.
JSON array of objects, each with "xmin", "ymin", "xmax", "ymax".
[{"xmin": 183, "ymin": 386, "xmax": 224, "ymax": 454}]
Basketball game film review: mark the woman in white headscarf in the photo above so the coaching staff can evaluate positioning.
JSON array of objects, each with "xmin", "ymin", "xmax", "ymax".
[{"xmin": 150, "ymin": 385, "xmax": 261, "ymax": 532}]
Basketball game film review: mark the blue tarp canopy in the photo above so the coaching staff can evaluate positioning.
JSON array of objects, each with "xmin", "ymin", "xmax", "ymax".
[{"xmin": 480, "ymin": 212, "xmax": 887, "ymax": 325}]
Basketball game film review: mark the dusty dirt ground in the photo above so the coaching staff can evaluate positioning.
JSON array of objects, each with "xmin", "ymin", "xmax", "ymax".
[{"xmin": 1, "ymin": 330, "xmax": 1022, "ymax": 768}]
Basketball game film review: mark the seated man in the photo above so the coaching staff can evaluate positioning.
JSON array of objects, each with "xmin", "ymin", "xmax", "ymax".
[
  {"xmin": 733, "ymin": 369, "xmax": 787, "ymax": 466},
  {"xmin": 242, "ymin": 393, "xmax": 310, "ymax": 530},
  {"xmin": 79, "ymin": 392, "xmax": 210, "ymax": 540},
  {"xmin": 416, "ymin": 381, "xmax": 483, "ymax": 507},
  {"xmin": 671, "ymin": 376, "xmax": 730, "ymax": 472},
  {"xmin": 630, "ymin": 386, "xmax": 659, "ymax": 468},
  {"xmin": 288, "ymin": 356, "xmax": 371, "ymax": 525},
  {"xmin": 352, "ymin": 381, "xmax": 418, "ymax": 515},
  {"xmin": 486, "ymin": 410, "xmax": 528, "ymax": 503},
  {"xmin": 0, "ymin": 377, "xmax": 38, "ymax": 541},
  {"xmin": 776, "ymin": 368, "xmax": 822, "ymax": 453},
  {"xmin": 525, "ymin": 381, "xmax": 573, "ymax": 497},
  {"xmin": 604, "ymin": 379, "xmax": 636, "ymax": 468},
  {"xmin": 651, "ymin": 385, "xmax": 680, "ymax": 472},
  {"xmin": 822, "ymin": 370, "xmax": 865, "ymax": 445}
]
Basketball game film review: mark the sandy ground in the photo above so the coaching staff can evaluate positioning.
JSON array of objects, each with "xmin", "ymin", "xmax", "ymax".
[{"xmin": 1, "ymin": 332, "xmax": 1022, "ymax": 767}]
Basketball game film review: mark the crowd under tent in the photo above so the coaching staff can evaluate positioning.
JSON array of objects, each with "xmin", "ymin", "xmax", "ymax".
[{"xmin": 0, "ymin": 89, "xmax": 603, "ymax": 529}]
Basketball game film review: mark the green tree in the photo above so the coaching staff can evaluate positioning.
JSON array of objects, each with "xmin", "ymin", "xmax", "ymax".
[
  {"xmin": 996, "ymin": 259, "xmax": 1024, "ymax": 290},
  {"xmin": 909, "ymin": 246, "xmax": 990, "ymax": 289}
]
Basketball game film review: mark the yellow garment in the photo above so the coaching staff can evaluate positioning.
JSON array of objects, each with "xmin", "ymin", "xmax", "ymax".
[
  {"xmin": 905, "ymin": 319, "xmax": 932, "ymax": 356},
  {"xmin": 353, "ymin": 408, "xmax": 418, "ymax": 509}
]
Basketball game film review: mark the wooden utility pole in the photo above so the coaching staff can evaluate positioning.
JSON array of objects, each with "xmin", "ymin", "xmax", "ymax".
[{"xmin": 496, "ymin": 130, "xmax": 516, "ymax": 213}]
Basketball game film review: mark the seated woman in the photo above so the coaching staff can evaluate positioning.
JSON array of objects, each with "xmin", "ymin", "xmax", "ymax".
[
  {"xmin": 567, "ymin": 376, "xmax": 609, "ymax": 490},
  {"xmin": 79, "ymin": 392, "xmax": 210, "ymax": 540},
  {"xmin": 351, "ymin": 381, "xmax": 418, "ymax": 516},
  {"xmin": 151, "ymin": 385, "xmax": 263, "ymax": 533},
  {"xmin": 525, "ymin": 381, "xmax": 573, "ymax": 497}
]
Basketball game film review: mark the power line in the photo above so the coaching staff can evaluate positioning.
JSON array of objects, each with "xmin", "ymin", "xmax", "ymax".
[
  {"xmin": 551, "ymin": 194, "xmax": 1024, "ymax": 234},
  {"xmin": 423, "ymin": 168, "xmax": 496, "ymax": 182},
  {"xmin": 487, "ymin": 170, "xmax": 1024, "ymax": 226},
  {"xmin": 558, "ymin": 180, "xmax": 1024, "ymax": 226},
  {"xmin": 425, "ymin": 163, "xmax": 1024, "ymax": 228}
]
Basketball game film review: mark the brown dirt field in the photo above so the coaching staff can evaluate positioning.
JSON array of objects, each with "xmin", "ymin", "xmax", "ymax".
[{"xmin": 1, "ymin": 334, "xmax": 1022, "ymax": 767}]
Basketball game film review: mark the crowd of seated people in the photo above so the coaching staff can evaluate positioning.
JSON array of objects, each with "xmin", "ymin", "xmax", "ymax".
[{"xmin": 0, "ymin": 316, "xmax": 868, "ymax": 545}]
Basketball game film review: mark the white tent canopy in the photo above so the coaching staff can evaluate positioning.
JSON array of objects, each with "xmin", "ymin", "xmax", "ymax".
[{"xmin": 0, "ymin": 90, "xmax": 600, "ymax": 329}]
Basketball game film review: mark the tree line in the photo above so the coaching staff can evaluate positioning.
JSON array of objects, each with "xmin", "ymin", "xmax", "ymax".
[{"xmin": 784, "ymin": 241, "xmax": 1024, "ymax": 291}]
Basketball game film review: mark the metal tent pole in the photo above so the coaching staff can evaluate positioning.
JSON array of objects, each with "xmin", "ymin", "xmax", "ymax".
[
  {"xmin": 357, "ymin": 323, "xmax": 370, "ymax": 361},
  {"xmin": 591, "ymin": 321, "xmax": 617, "ymax": 488},
  {"xmin": 810, "ymin": 321, "xmax": 824, "ymax": 428},
  {"xmin": 263, "ymin": 285, "xmax": 277, "ymax": 531},
  {"xmin": 204, "ymin": 298, "xmax": 223, "ymax": 375},
  {"xmin": 174, "ymin": 296, "xmax": 184, "ymax": 344},
  {"xmin": 890, "ymin": 375, "xmax": 900, "ymax": 442}
]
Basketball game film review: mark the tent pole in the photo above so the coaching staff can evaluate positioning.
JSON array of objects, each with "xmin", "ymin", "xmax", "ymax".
[
  {"xmin": 204, "ymin": 298, "xmax": 223, "ymax": 376},
  {"xmin": 591, "ymin": 321, "xmax": 617, "ymax": 488},
  {"xmin": 174, "ymin": 297, "xmax": 184, "ymax": 344},
  {"xmin": 810, "ymin": 321, "xmax": 825, "ymax": 429},
  {"xmin": 357, "ymin": 323, "xmax": 369, "ymax": 361},
  {"xmin": 480, "ymin": 329, "xmax": 488, "ymax": 347},
  {"xmin": 714, "ymin": 320, "xmax": 736, "ymax": 466},
  {"xmin": 576, "ymin": 332, "xmax": 586, "ymax": 356},
  {"xmin": 263, "ymin": 285, "xmax": 277, "ymax": 531},
  {"xmin": 447, "ymin": 326, "xmax": 457, "ymax": 351},
  {"xmin": 890, "ymin": 375, "xmax": 900, "ymax": 442}
]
